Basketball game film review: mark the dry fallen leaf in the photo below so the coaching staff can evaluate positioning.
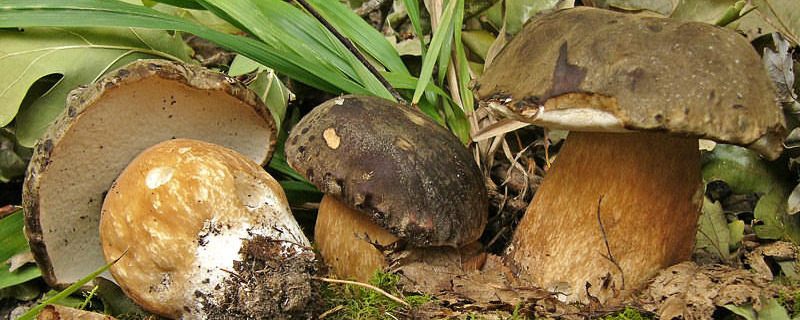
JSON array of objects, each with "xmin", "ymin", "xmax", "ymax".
[{"xmin": 638, "ymin": 262, "xmax": 783, "ymax": 320}]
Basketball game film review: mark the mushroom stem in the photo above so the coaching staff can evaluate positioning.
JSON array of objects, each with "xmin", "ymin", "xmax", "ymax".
[
  {"xmin": 507, "ymin": 131, "xmax": 702, "ymax": 304},
  {"xmin": 315, "ymin": 195, "xmax": 398, "ymax": 282}
]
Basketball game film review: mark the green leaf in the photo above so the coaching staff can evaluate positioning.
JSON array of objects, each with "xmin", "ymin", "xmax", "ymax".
[
  {"xmin": 592, "ymin": 0, "xmax": 679, "ymax": 16},
  {"xmin": 412, "ymin": 0, "xmax": 459, "ymax": 104},
  {"xmin": 196, "ymin": 0, "xmax": 391, "ymax": 99},
  {"xmin": 304, "ymin": 0, "xmax": 410, "ymax": 75},
  {"xmin": 485, "ymin": 0, "xmax": 561, "ymax": 34},
  {"xmin": 702, "ymin": 144, "xmax": 800, "ymax": 243},
  {"xmin": 17, "ymin": 253, "xmax": 123, "ymax": 320},
  {"xmin": 0, "ymin": 210, "xmax": 41, "ymax": 290},
  {"xmin": 0, "ymin": 26, "xmax": 189, "ymax": 146},
  {"xmin": 696, "ymin": 196, "xmax": 731, "ymax": 260},
  {"xmin": 749, "ymin": 0, "xmax": 800, "ymax": 45},
  {"xmin": 729, "ymin": 219, "xmax": 745, "ymax": 251},
  {"xmin": 461, "ymin": 30, "xmax": 494, "ymax": 61},
  {"xmin": 701, "ymin": 144, "xmax": 776, "ymax": 194},
  {"xmin": 724, "ymin": 303, "xmax": 757, "ymax": 320},
  {"xmin": 0, "ymin": 264, "xmax": 41, "ymax": 291},
  {"xmin": 400, "ymin": 0, "xmax": 427, "ymax": 56},
  {"xmin": 143, "ymin": 0, "xmax": 206, "ymax": 10},
  {"xmin": 759, "ymin": 298, "xmax": 793, "ymax": 320},
  {"xmin": 714, "ymin": 1, "xmax": 748, "ymax": 26},
  {"xmin": 0, "ymin": 0, "xmax": 359, "ymax": 95},
  {"xmin": 94, "ymin": 278, "xmax": 151, "ymax": 316},
  {"xmin": 450, "ymin": 0, "xmax": 473, "ymax": 144},
  {"xmin": 671, "ymin": 0, "xmax": 741, "ymax": 24},
  {"xmin": 228, "ymin": 54, "xmax": 263, "ymax": 76},
  {"xmin": 147, "ymin": 2, "xmax": 241, "ymax": 34},
  {"xmin": 754, "ymin": 183, "xmax": 800, "ymax": 242},
  {"xmin": 0, "ymin": 210, "xmax": 28, "ymax": 263},
  {"xmin": 248, "ymin": 68, "xmax": 292, "ymax": 131}
]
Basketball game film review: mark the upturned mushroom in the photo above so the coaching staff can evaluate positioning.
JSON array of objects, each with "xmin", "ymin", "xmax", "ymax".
[
  {"xmin": 473, "ymin": 7, "xmax": 785, "ymax": 303},
  {"xmin": 23, "ymin": 59, "xmax": 277, "ymax": 288},
  {"xmin": 100, "ymin": 139, "xmax": 318, "ymax": 319},
  {"xmin": 284, "ymin": 95, "xmax": 487, "ymax": 281}
]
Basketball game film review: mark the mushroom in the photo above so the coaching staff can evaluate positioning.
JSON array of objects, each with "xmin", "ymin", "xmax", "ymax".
[
  {"xmin": 472, "ymin": 7, "xmax": 785, "ymax": 303},
  {"xmin": 284, "ymin": 95, "xmax": 487, "ymax": 281},
  {"xmin": 23, "ymin": 59, "xmax": 277, "ymax": 288},
  {"xmin": 100, "ymin": 139, "xmax": 317, "ymax": 319}
]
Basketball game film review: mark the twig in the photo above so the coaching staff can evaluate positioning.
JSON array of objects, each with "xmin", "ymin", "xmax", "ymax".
[
  {"xmin": 292, "ymin": 0, "xmax": 406, "ymax": 103},
  {"xmin": 595, "ymin": 195, "xmax": 625, "ymax": 290},
  {"xmin": 312, "ymin": 276, "xmax": 411, "ymax": 307},
  {"xmin": 318, "ymin": 305, "xmax": 344, "ymax": 319}
]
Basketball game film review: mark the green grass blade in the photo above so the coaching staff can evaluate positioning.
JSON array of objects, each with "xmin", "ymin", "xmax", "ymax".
[
  {"xmin": 305, "ymin": 0, "xmax": 410, "ymax": 75},
  {"xmin": 452, "ymin": 0, "xmax": 474, "ymax": 114},
  {"xmin": 0, "ymin": 0, "xmax": 365, "ymax": 94},
  {"xmin": 143, "ymin": 0, "xmax": 206, "ymax": 10},
  {"xmin": 0, "ymin": 210, "xmax": 27, "ymax": 262},
  {"xmin": 411, "ymin": 0, "xmax": 458, "ymax": 104},
  {"xmin": 401, "ymin": 0, "xmax": 427, "ymax": 56},
  {"xmin": 0, "ymin": 264, "xmax": 41, "ymax": 290},
  {"xmin": 196, "ymin": 0, "xmax": 387, "ymax": 97},
  {"xmin": 0, "ymin": 210, "xmax": 41, "ymax": 291},
  {"xmin": 16, "ymin": 253, "xmax": 124, "ymax": 320}
]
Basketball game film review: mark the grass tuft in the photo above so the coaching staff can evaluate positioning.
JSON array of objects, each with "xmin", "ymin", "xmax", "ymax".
[{"xmin": 320, "ymin": 270, "xmax": 431, "ymax": 320}]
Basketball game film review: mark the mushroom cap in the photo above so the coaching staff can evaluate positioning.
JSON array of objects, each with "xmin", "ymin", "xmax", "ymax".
[
  {"xmin": 100, "ymin": 139, "xmax": 315, "ymax": 319},
  {"xmin": 285, "ymin": 95, "xmax": 487, "ymax": 247},
  {"xmin": 473, "ymin": 7, "xmax": 785, "ymax": 159},
  {"xmin": 23, "ymin": 59, "xmax": 277, "ymax": 288}
]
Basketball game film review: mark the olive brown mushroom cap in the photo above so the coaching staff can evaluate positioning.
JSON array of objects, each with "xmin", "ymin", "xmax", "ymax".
[
  {"xmin": 23, "ymin": 59, "xmax": 277, "ymax": 288},
  {"xmin": 285, "ymin": 95, "xmax": 487, "ymax": 247},
  {"xmin": 473, "ymin": 7, "xmax": 785, "ymax": 159},
  {"xmin": 100, "ymin": 139, "xmax": 316, "ymax": 319},
  {"xmin": 472, "ymin": 7, "xmax": 786, "ymax": 304}
]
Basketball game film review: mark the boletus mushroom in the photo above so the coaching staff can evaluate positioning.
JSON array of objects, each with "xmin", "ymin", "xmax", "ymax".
[
  {"xmin": 100, "ymin": 139, "xmax": 317, "ymax": 319},
  {"xmin": 23, "ymin": 59, "xmax": 277, "ymax": 288},
  {"xmin": 285, "ymin": 95, "xmax": 487, "ymax": 281},
  {"xmin": 473, "ymin": 7, "xmax": 785, "ymax": 303}
]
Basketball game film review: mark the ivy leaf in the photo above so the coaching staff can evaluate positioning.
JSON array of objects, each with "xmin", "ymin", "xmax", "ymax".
[
  {"xmin": 697, "ymin": 196, "xmax": 731, "ymax": 260},
  {"xmin": 702, "ymin": 144, "xmax": 800, "ymax": 243},
  {"xmin": 750, "ymin": 0, "xmax": 800, "ymax": 45},
  {"xmin": 0, "ymin": 27, "xmax": 190, "ymax": 147}
]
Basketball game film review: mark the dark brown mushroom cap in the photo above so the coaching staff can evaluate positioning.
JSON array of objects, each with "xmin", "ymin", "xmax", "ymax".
[
  {"xmin": 285, "ymin": 95, "xmax": 487, "ymax": 247},
  {"xmin": 473, "ymin": 7, "xmax": 785, "ymax": 159}
]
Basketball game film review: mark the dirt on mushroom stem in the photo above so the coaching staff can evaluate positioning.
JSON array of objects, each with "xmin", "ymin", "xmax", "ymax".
[{"xmin": 199, "ymin": 235, "xmax": 322, "ymax": 320}]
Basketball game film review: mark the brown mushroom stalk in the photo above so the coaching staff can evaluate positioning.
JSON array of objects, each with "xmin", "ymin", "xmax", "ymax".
[
  {"xmin": 473, "ymin": 7, "xmax": 786, "ymax": 304},
  {"xmin": 507, "ymin": 131, "xmax": 702, "ymax": 302},
  {"xmin": 285, "ymin": 95, "xmax": 488, "ymax": 282},
  {"xmin": 315, "ymin": 195, "xmax": 398, "ymax": 281}
]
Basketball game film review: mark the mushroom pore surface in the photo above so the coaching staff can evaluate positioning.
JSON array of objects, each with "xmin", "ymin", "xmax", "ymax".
[{"xmin": 23, "ymin": 59, "xmax": 277, "ymax": 288}]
